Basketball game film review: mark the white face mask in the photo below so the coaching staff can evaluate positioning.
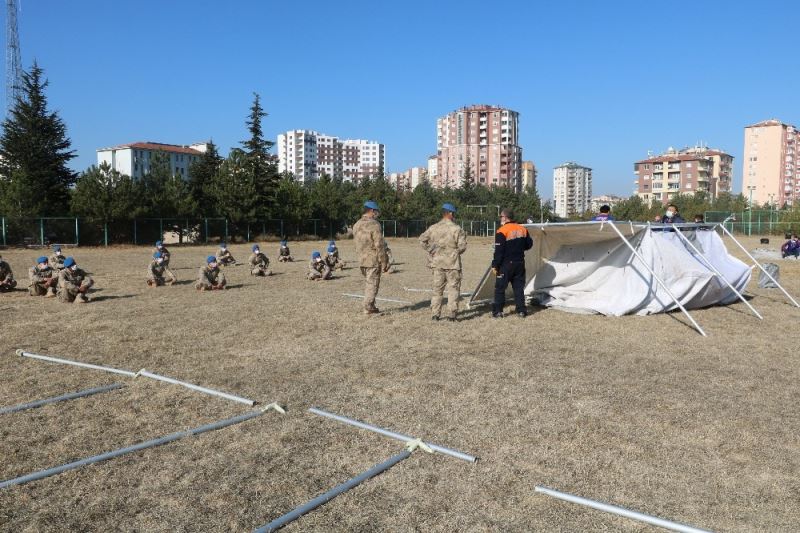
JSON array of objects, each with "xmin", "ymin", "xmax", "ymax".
[
  {"xmin": 665, "ymin": 211, "xmax": 675, "ymax": 218},
  {"xmin": 70, "ymin": 265, "xmax": 78, "ymax": 271}
]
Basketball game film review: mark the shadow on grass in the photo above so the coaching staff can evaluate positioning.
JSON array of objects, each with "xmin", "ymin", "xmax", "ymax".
[
  {"xmin": 92, "ymin": 294, "xmax": 136, "ymax": 302},
  {"xmin": 172, "ymin": 280, "xmax": 196, "ymax": 286}
]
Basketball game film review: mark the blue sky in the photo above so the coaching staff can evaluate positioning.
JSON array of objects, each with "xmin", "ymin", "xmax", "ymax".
[{"xmin": 4, "ymin": 0, "xmax": 798, "ymax": 199}]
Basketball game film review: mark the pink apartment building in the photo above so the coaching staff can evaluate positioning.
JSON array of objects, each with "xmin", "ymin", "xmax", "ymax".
[{"xmin": 742, "ymin": 119, "xmax": 799, "ymax": 207}]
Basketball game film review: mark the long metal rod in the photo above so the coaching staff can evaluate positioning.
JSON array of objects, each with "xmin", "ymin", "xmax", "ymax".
[
  {"xmin": 341, "ymin": 293, "xmax": 412, "ymax": 305},
  {"xmin": 309, "ymin": 407, "xmax": 477, "ymax": 463},
  {"xmin": 137, "ymin": 370, "xmax": 256, "ymax": 406},
  {"xmin": 255, "ymin": 451, "xmax": 412, "ymax": 532},
  {"xmin": 608, "ymin": 224, "xmax": 706, "ymax": 336},
  {"xmin": 534, "ymin": 486, "xmax": 712, "ymax": 533},
  {"xmin": 0, "ymin": 383, "xmax": 124, "ymax": 415},
  {"xmin": 671, "ymin": 225, "xmax": 762, "ymax": 319},
  {"xmin": 17, "ymin": 350, "xmax": 138, "ymax": 377},
  {"xmin": 0, "ymin": 410, "xmax": 264, "ymax": 490},
  {"xmin": 403, "ymin": 287, "xmax": 472, "ymax": 296},
  {"xmin": 718, "ymin": 224, "xmax": 800, "ymax": 307}
]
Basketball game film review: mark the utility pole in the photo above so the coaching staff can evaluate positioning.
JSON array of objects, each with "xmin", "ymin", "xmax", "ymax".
[
  {"xmin": 5, "ymin": 0, "xmax": 22, "ymax": 117},
  {"xmin": 747, "ymin": 185, "xmax": 756, "ymax": 236}
]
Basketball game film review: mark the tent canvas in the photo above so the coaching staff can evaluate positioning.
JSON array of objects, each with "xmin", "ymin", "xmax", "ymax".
[{"xmin": 469, "ymin": 222, "xmax": 753, "ymax": 320}]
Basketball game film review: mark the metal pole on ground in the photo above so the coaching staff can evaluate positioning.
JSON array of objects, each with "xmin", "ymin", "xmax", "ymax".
[
  {"xmin": 718, "ymin": 224, "xmax": 800, "ymax": 307},
  {"xmin": 136, "ymin": 370, "xmax": 256, "ymax": 406},
  {"xmin": 534, "ymin": 486, "xmax": 711, "ymax": 533},
  {"xmin": 671, "ymin": 225, "xmax": 762, "ymax": 319},
  {"xmin": 308, "ymin": 407, "xmax": 477, "ymax": 462},
  {"xmin": 342, "ymin": 293, "xmax": 412, "ymax": 305},
  {"xmin": 0, "ymin": 410, "xmax": 266, "ymax": 490},
  {"xmin": 17, "ymin": 350, "xmax": 137, "ymax": 377},
  {"xmin": 254, "ymin": 450, "xmax": 412, "ymax": 532},
  {"xmin": 0, "ymin": 383, "xmax": 124, "ymax": 415},
  {"xmin": 608, "ymin": 223, "xmax": 707, "ymax": 336}
]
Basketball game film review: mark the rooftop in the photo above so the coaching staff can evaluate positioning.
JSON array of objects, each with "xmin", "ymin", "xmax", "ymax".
[{"xmin": 97, "ymin": 141, "xmax": 205, "ymax": 155}]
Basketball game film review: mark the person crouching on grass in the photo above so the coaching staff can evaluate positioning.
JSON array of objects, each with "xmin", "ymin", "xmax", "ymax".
[
  {"xmin": 57, "ymin": 257, "xmax": 94, "ymax": 303},
  {"xmin": 308, "ymin": 251, "xmax": 332, "ymax": 280},
  {"xmin": 196, "ymin": 256, "xmax": 226, "ymax": 291}
]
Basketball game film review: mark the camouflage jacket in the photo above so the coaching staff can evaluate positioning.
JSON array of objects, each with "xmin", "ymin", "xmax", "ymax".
[
  {"xmin": 352, "ymin": 215, "xmax": 389, "ymax": 268},
  {"xmin": 29, "ymin": 265, "xmax": 56, "ymax": 285},
  {"xmin": 58, "ymin": 267, "xmax": 92, "ymax": 291},
  {"xmin": 216, "ymin": 249, "xmax": 234, "ymax": 262},
  {"xmin": 0, "ymin": 260, "xmax": 14, "ymax": 282},
  {"xmin": 279, "ymin": 246, "xmax": 291, "ymax": 257},
  {"xmin": 249, "ymin": 252, "xmax": 269, "ymax": 268},
  {"xmin": 148, "ymin": 260, "xmax": 167, "ymax": 279},
  {"xmin": 198, "ymin": 265, "xmax": 225, "ymax": 285},
  {"xmin": 154, "ymin": 247, "xmax": 171, "ymax": 265},
  {"xmin": 419, "ymin": 218, "xmax": 467, "ymax": 270},
  {"xmin": 310, "ymin": 259, "xmax": 331, "ymax": 276},
  {"xmin": 49, "ymin": 253, "xmax": 66, "ymax": 270}
]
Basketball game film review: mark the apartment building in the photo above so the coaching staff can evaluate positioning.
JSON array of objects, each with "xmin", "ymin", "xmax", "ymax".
[
  {"xmin": 742, "ymin": 119, "xmax": 799, "ymax": 206},
  {"xmin": 96, "ymin": 141, "xmax": 209, "ymax": 179},
  {"xmin": 553, "ymin": 162, "xmax": 592, "ymax": 218},
  {"xmin": 389, "ymin": 167, "xmax": 427, "ymax": 191},
  {"xmin": 277, "ymin": 130, "xmax": 385, "ymax": 183}
]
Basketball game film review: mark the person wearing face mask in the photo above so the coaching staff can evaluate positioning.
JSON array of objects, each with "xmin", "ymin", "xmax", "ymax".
[
  {"xmin": 660, "ymin": 204, "xmax": 685, "ymax": 224},
  {"xmin": 195, "ymin": 256, "xmax": 226, "ymax": 290},
  {"xmin": 782, "ymin": 234, "xmax": 800, "ymax": 259},
  {"xmin": 216, "ymin": 242, "xmax": 236, "ymax": 266},
  {"xmin": 57, "ymin": 257, "xmax": 94, "ymax": 303},
  {"xmin": 29, "ymin": 256, "xmax": 57, "ymax": 297},
  {"xmin": 325, "ymin": 241, "xmax": 346, "ymax": 271},
  {"xmin": 278, "ymin": 239, "xmax": 294, "ymax": 262},
  {"xmin": 353, "ymin": 200, "xmax": 390, "ymax": 315},
  {"xmin": 147, "ymin": 251, "xmax": 177, "ymax": 287},
  {"xmin": 307, "ymin": 251, "xmax": 332, "ymax": 280},
  {"xmin": 249, "ymin": 244, "xmax": 273, "ymax": 276},
  {"xmin": 50, "ymin": 245, "xmax": 66, "ymax": 270}
]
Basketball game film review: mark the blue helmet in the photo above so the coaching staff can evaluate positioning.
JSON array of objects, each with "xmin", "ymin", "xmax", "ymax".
[
  {"xmin": 153, "ymin": 251, "xmax": 162, "ymax": 259},
  {"xmin": 155, "ymin": 240, "xmax": 163, "ymax": 247},
  {"xmin": 364, "ymin": 200, "xmax": 380, "ymax": 211},
  {"xmin": 37, "ymin": 256, "xmax": 48, "ymax": 264},
  {"xmin": 252, "ymin": 244, "xmax": 260, "ymax": 252},
  {"xmin": 280, "ymin": 240, "xmax": 287, "ymax": 246},
  {"xmin": 207, "ymin": 255, "xmax": 216, "ymax": 264},
  {"xmin": 220, "ymin": 242, "xmax": 227, "ymax": 248},
  {"xmin": 327, "ymin": 244, "xmax": 336, "ymax": 253},
  {"xmin": 312, "ymin": 251, "xmax": 321, "ymax": 259},
  {"xmin": 442, "ymin": 203, "xmax": 457, "ymax": 213},
  {"xmin": 63, "ymin": 257, "xmax": 76, "ymax": 268}
]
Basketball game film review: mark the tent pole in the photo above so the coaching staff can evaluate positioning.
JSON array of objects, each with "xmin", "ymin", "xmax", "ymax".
[
  {"xmin": 671, "ymin": 225, "xmax": 762, "ymax": 319},
  {"xmin": 608, "ymin": 224, "xmax": 707, "ymax": 337},
  {"xmin": 718, "ymin": 224, "xmax": 800, "ymax": 307}
]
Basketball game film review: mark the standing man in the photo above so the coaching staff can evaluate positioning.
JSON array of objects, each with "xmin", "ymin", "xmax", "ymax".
[
  {"xmin": 491, "ymin": 209, "xmax": 533, "ymax": 318},
  {"xmin": 352, "ymin": 200, "xmax": 389, "ymax": 315},
  {"xmin": 57, "ymin": 257, "xmax": 94, "ymax": 303},
  {"xmin": 29, "ymin": 256, "xmax": 57, "ymax": 297},
  {"xmin": 419, "ymin": 203, "xmax": 467, "ymax": 321},
  {"xmin": 0, "ymin": 254, "xmax": 17, "ymax": 292}
]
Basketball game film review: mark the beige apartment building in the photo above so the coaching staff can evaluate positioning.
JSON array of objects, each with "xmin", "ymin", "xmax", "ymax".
[
  {"xmin": 389, "ymin": 167, "xmax": 427, "ymax": 191},
  {"xmin": 553, "ymin": 162, "xmax": 592, "ymax": 218},
  {"xmin": 634, "ymin": 146, "xmax": 734, "ymax": 205},
  {"xmin": 277, "ymin": 130, "xmax": 385, "ymax": 183},
  {"xmin": 521, "ymin": 161, "xmax": 537, "ymax": 190},
  {"xmin": 435, "ymin": 105, "xmax": 523, "ymax": 191},
  {"xmin": 742, "ymin": 119, "xmax": 799, "ymax": 207}
]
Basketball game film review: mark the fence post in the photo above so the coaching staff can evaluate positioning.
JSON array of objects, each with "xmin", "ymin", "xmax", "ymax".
[
  {"xmin": 262, "ymin": 221, "xmax": 265, "ymax": 237},
  {"xmin": 2, "ymin": 216, "xmax": 6, "ymax": 246},
  {"xmin": 104, "ymin": 223, "xmax": 108, "ymax": 247},
  {"xmin": 39, "ymin": 218, "xmax": 45, "ymax": 246},
  {"xmin": 246, "ymin": 223, "xmax": 250, "ymax": 242},
  {"xmin": 224, "ymin": 219, "xmax": 229, "ymax": 240},
  {"xmin": 313, "ymin": 219, "xmax": 317, "ymax": 237},
  {"xmin": 280, "ymin": 219, "xmax": 284, "ymax": 237},
  {"xmin": 394, "ymin": 220, "xmax": 397, "ymax": 237},
  {"xmin": 75, "ymin": 217, "xmax": 79, "ymax": 246},
  {"xmin": 204, "ymin": 218, "xmax": 209, "ymax": 243},
  {"xmin": 133, "ymin": 219, "xmax": 138, "ymax": 245}
]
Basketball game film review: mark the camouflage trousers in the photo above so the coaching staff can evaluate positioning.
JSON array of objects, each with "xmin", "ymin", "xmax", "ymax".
[
  {"xmin": 0, "ymin": 279, "xmax": 17, "ymax": 292},
  {"xmin": 58, "ymin": 281, "xmax": 93, "ymax": 303},
  {"xmin": 360, "ymin": 267, "xmax": 382, "ymax": 311},
  {"xmin": 251, "ymin": 267, "xmax": 272, "ymax": 276},
  {"xmin": 148, "ymin": 269, "xmax": 176, "ymax": 286},
  {"xmin": 431, "ymin": 268, "xmax": 462, "ymax": 318},
  {"xmin": 29, "ymin": 282, "xmax": 56, "ymax": 296}
]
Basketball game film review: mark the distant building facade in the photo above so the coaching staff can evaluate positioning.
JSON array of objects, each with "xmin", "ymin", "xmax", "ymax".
[
  {"xmin": 277, "ymin": 130, "xmax": 385, "ymax": 183},
  {"xmin": 742, "ymin": 119, "xmax": 799, "ymax": 207},
  {"xmin": 435, "ymin": 104, "xmax": 522, "ymax": 191},
  {"xmin": 553, "ymin": 162, "xmax": 592, "ymax": 218},
  {"xmin": 634, "ymin": 145, "xmax": 734, "ymax": 205},
  {"xmin": 96, "ymin": 141, "xmax": 209, "ymax": 179},
  {"xmin": 521, "ymin": 161, "xmax": 537, "ymax": 190},
  {"xmin": 427, "ymin": 155, "xmax": 438, "ymax": 183},
  {"xmin": 389, "ymin": 167, "xmax": 427, "ymax": 191},
  {"xmin": 590, "ymin": 195, "xmax": 624, "ymax": 212}
]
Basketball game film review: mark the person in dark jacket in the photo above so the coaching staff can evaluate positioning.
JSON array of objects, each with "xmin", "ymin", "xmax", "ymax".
[
  {"xmin": 660, "ymin": 204, "xmax": 685, "ymax": 223},
  {"xmin": 592, "ymin": 205, "xmax": 615, "ymax": 222},
  {"xmin": 491, "ymin": 209, "xmax": 533, "ymax": 318},
  {"xmin": 782, "ymin": 234, "xmax": 800, "ymax": 259}
]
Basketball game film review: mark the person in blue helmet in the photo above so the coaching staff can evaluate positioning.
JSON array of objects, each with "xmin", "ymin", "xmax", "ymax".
[
  {"xmin": 308, "ymin": 250, "xmax": 332, "ymax": 280},
  {"xmin": 419, "ymin": 203, "xmax": 467, "ymax": 321},
  {"xmin": 325, "ymin": 240, "xmax": 346, "ymax": 271},
  {"xmin": 49, "ymin": 245, "xmax": 66, "ymax": 270},
  {"xmin": 195, "ymin": 255, "xmax": 226, "ymax": 290},
  {"xmin": 147, "ymin": 251, "xmax": 177, "ymax": 287},
  {"xmin": 28, "ymin": 256, "xmax": 57, "ymax": 297},
  {"xmin": 249, "ymin": 244, "xmax": 273, "ymax": 276},
  {"xmin": 57, "ymin": 257, "xmax": 94, "ymax": 303},
  {"xmin": 216, "ymin": 242, "xmax": 236, "ymax": 266},
  {"xmin": 352, "ymin": 200, "xmax": 390, "ymax": 314},
  {"xmin": 153, "ymin": 240, "xmax": 171, "ymax": 267},
  {"xmin": 0, "ymin": 253, "xmax": 16, "ymax": 292},
  {"xmin": 278, "ymin": 239, "xmax": 294, "ymax": 262}
]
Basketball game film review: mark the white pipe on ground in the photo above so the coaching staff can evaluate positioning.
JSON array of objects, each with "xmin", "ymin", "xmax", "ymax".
[
  {"xmin": 17, "ymin": 350, "xmax": 137, "ymax": 377},
  {"xmin": 136, "ymin": 370, "xmax": 256, "ymax": 406},
  {"xmin": 342, "ymin": 293, "xmax": 412, "ymax": 305}
]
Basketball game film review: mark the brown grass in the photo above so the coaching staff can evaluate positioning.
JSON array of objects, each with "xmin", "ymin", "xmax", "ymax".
[{"xmin": 1, "ymin": 235, "xmax": 799, "ymax": 532}]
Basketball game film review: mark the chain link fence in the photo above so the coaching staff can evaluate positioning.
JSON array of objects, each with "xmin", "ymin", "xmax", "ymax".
[{"xmin": 704, "ymin": 210, "xmax": 799, "ymax": 237}]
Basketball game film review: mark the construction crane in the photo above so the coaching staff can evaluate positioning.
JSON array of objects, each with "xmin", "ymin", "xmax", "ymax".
[{"xmin": 5, "ymin": 0, "xmax": 21, "ymax": 116}]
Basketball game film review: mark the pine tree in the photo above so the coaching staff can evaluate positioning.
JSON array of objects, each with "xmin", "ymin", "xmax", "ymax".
[
  {"xmin": 208, "ymin": 149, "xmax": 258, "ymax": 224},
  {"xmin": 241, "ymin": 92, "xmax": 278, "ymax": 216},
  {"xmin": 0, "ymin": 63, "xmax": 76, "ymax": 216},
  {"xmin": 71, "ymin": 162, "xmax": 144, "ymax": 221},
  {"xmin": 188, "ymin": 141, "xmax": 223, "ymax": 215}
]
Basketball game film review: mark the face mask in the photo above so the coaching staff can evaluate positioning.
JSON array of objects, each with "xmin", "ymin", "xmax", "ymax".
[
  {"xmin": 157, "ymin": 258, "xmax": 164, "ymax": 264},
  {"xmin": 665, "ymin": 211, "xmax": 675, "ymax": 218},
  {"xmin": 70, "ymin": 265, "xmax": 78, "ymax": 272}
]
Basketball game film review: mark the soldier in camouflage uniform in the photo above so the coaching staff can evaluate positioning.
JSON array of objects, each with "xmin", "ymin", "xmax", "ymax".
[
  {"xmin": 147, "ymin": 251, "xmax": 177, "ymax": 287},
  {"xmin": 278, "ymin": 239, "xmax": 294, "ymax": 262},
  {"xmin": 216, "ymin": 242, "xmax": 236, "ymax": 266},
  {"xmin": 29, "ymin": 256, "xmax": 57, "ymax": 297},
  {"xmin": 352, "ymin": 200, "xmax": 390, "ymax": 314},
  {"xmin": 325, "ymin": 240, "xmax": 346, "ymax": 271},
  {"xmin": 154, "ymin": 240, "xmax": 176, "ymax": 279},
  {"xmin": 419, "ymin": 203, "xmax": 468, "ymax": 321},
  {"xmin": 50, "ymin": 245, "xmax": 66, "ymax": 271},
  {"xmin": 308, "ymin": 251, "xmax": 332, "ymax": 280},
  {"xmin": 249, "ymin": 244, "xmax": 273, "ymax": 276},
  {"xmin": 57, "ymin": 257, "xmax": 94, "ymax": 303},
  {"xmin": 196, "ymin": 255, "xmax": 227, "ymax": 290},
  {"xmin": 0, "ymin": 254, "xmax": 17, "ymax": 292}
]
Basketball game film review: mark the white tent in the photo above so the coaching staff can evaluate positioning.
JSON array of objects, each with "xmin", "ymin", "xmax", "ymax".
[{"xmin": 469, "ymin": 222, "xmax": 797, "ymax": 335}]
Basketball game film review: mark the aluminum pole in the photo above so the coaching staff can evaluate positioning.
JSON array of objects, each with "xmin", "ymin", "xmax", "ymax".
[
  {"xmin": 342, "ymin": 293, "xmax": 412, "ymax": 305},
  {"xmin": 0, "ymin": 383, "xmax": 124, "ymax": 415},
  {"xmin": 534, "ymin": 486, "xmax": 712, "ymax": 533},
  {"xmin": 17, "ymin": 350, "xmax": 138, "ymax": 378},
  {"xmin": 608, "ymin": 224, "xmax": 706, "ymax": 336},
  {"xmin": 719, "ymin": 224, "xmax": 800, "ymax": 307},
  {"xmin": 136, "ymin": 370, "xmax": 256, "ymax": 406},
  {"xmin": 309, "ymin": 407, "xmax": 477, "ymax": 463},
  {"xmin": 254, "ymin": 450, "xmax": 412, "ymax": 532},
  {"xmin": 0, "ymin": 410, "xmax": 264, "ymax": 490},
  {"xmin": 671, "ymin": 225, "xmax": 762, "ymax": 319}
]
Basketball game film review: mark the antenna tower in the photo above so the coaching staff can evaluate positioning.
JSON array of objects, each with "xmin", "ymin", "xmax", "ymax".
[{"xmin": 6, "ymin": 0, "xmax": 22, "ymax": 116}]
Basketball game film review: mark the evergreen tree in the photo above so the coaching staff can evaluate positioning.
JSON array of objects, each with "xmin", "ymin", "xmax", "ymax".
[
  {"xmin": 240, "ymin": 92, "xmax": 278, "ymax": 215},
  {"xmin": 139, "ymin": 152, "xmax": 171, "ymax": 216},
  {"xmin": 274, "ymin": 174, "xmax": 311, "ymax": 231},
  {"xmin": 188, "ymin": 141, "xmax": 223, "ymax": 215},
  {"xmin": 208, "ymin": 149, "xmax": 258, "ymax": 224},
  {"xmin": 71, "ymin": 162, "xmax": 144, "ymax": 221},
  {"xmin": 461, "ymin": 155, "xmax": 475, "ymax": 188},
  {"xmin": 0, "ymin": 63, "xmax": 76, "ymax": 216}
]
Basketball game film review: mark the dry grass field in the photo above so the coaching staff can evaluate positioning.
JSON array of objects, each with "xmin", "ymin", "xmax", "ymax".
[{"xmin": 1, "ymin": 234, "xmax": 799, "ymax": 532}]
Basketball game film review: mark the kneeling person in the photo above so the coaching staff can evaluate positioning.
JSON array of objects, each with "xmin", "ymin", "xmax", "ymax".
[
  {"xmin": 325, "ymin": 241, "xmax": 346, "ymax": 271},
  {"xmin": 278, "ymin": 240, "xmax": 294, "ymax": 262},
  {"xmin": 57, "ymin": 257, "xmax": 94, "ymax": 303},
  {"xmin": 308, "ymin": 251, "xmax": 332, "ymax": 280},
  {"xmin": 216, "ymin": 242, "xmax": 236, "ymax": 266},
  {"xmin": 196, "ymin": 256, "xmax": 226, "ymax": 290},
  {"xmin": 0, "ymin": 254, "xmax": 16, "ymax": 292},
  {"xmin": 50, "ymin": 245, "xmax": 66, "ymax": 270},
  {"xmin": 147, "ymin": 251, "xmax": 177, "ymax": 287},
  {"xmin": 29, "ymin": 256, "xmax": 57, "ymax": 297},
  {"xmin": 249, "ymin": 244, "xmax": 273, "ymax": 276}
]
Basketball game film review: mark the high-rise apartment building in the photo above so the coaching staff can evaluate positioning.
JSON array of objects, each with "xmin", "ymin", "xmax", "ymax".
[
  {"xmin": 277, "ymin": 130, "xmax": 385, "ymax": 183},
  {"xmin": 435, "ymin": 105, "xmax": 522, "ymax": 191},
  {"xmin": 389, "ymin": 167, "xmax": 427, "ymax": 191},
  {"xmin": 521, "ymin": 161, "xmax": 537, "ymax": 191},
  {"xmin": 96, "ymin": 141, "xmax": 209, "ymax": 179},
  {"xmin": 742, "ymin": 119, "xmax": 799, "ymax": 207},
  {"xmin": 553, "ymin": 162, "xmax": 592, "ymax": 218},
  {"xmin": 634, "ymin": 146, "xmax": 734, "ymax": 205}
]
